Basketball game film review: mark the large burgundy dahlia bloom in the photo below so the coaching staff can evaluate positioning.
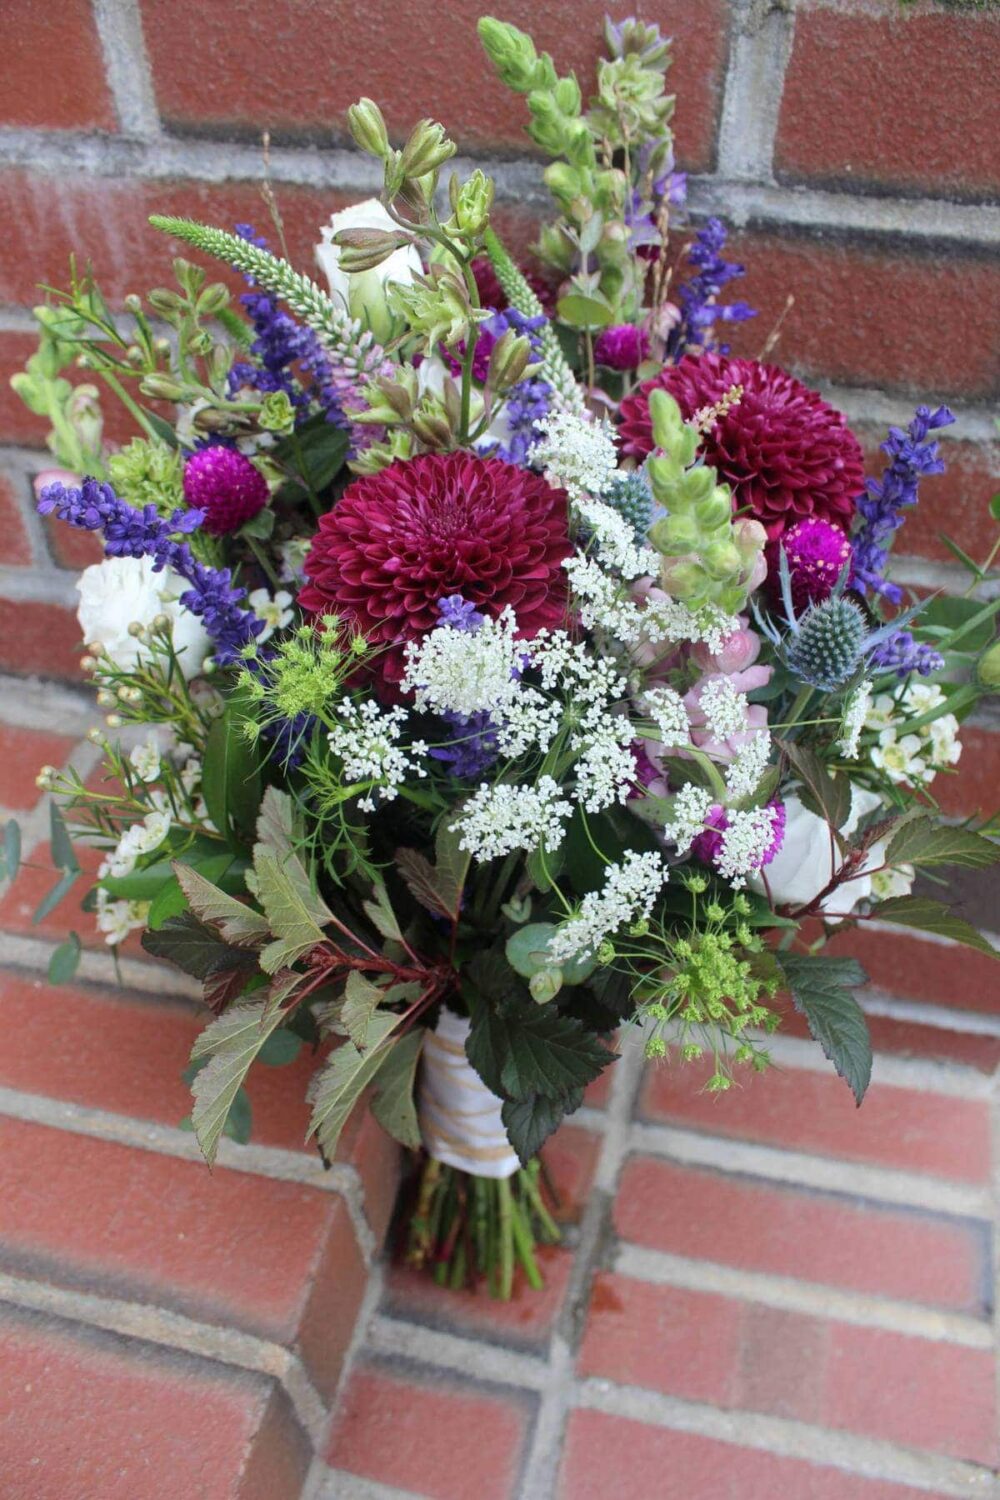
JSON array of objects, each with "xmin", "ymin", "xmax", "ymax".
[
  {"xmin": 299, "ymin": 452, "xmax": 571, "ymax": 681},
  {"xmin": 618, "ymin": 353, "xmax": 865, "ymax": 540}
]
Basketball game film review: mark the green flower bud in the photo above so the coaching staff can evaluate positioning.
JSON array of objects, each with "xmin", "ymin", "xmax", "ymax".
[
  {"xmin": 454, "ymin": 169, "xmax": 495, "ymax": 237},
  {"xmin": 978, "ymin": 638, "xmax": 1000, "ymax": 690},
  {"xmin": 258, "ymin": 390, "xmax": 296, "ymax": 436},
  {"xmin": 477, "ymin": 16, "xmax": 549, "ymax": 92},
  {"xmin": 400, "ymin": 119, "xmax": 456, "ymax": 180},
  {"xmin": 139, "ymin": 373, "xmax": 186, "ymax": 402},
  {"xmin": 542, "ymin": 161, "xmax": 584, "ymax": 205},
  {"xmin": 701, "ymin": 538, "xmax": 742, "ymax": 581},
  {"xmin": 529, "ymin": 967, "xmax": 563, "ymax": 1004},
  {"xmin": 486, "ymin": 329, "xmax": 533, "ymax": 392},
  {"xmin": 335, "ymin": 227, "xmax": 413, "ymax": 273},
  {"xmin": 693, "ymin": 489, "xmax": 732, "ymax": 531},
  {"xmin": 347, "ymin": 97, "xmax": 390, "ymax": 158},
  {"xmin": 410, "ymin": 410, "xmax": 454, "ymax": 449},
  {"xmin": 196, "ymin": 282, "xmax": 230, "ymax": 316},
  {"xmin": 649, "ymin": 388, "xmax": 684, "ymax": 448}
]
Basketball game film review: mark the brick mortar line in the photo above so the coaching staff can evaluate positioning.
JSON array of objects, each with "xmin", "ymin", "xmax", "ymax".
[
  {"xmin": 90, "ymin": 0, "xmax": 161, "ymax": 138},
  {"xmin": 0, "ymin": 1267, "xmax": 329, "ymax": 1445},
  {"xmin": 0, "ymin": 127, "xmax": 997, "ymax": 251},
  {"xmin": 612, "ymin": 1244, "xmax": 994, "ymax": 1349},
  {"xmin": 0, "ymin": 937, "xmax": 202, "ymax": 1004},
  {"xmin": 310, "ymin": 1471, "xmax": 428, "ymax": 1500},
  {"xmin": 715, "ymin": 0, "xmax": 797, "ymax": 181},
  {"xmin": 861, "ymin": 991, "xmax": 1000, "ymax": 1042},
  {"xmin": 742, "ymin": 1028, "xmax": 998, "ymax": 1096},
  {"xmin": 366, "ymin": 1313, "xmax": 548, "ymax": 1392},
  {"xmin": 0, "ymin": 1083, "xmax": 378, "ymax": 1259},
  {"xmin": 574, "ymin": 1378, "xmax": 997, "ymax": 1497},
  {"xmin": 627, "ymin": 1119, "xmax": 993, "ymax": 1220},
  {"xmin": 989, "ymin": 1085, "xmax": 1000, "ymax": 1441}
]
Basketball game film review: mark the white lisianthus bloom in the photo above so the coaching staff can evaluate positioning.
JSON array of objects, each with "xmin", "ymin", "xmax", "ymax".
[
  {"xmin": 77, "ymin": 556, "xmax": 210, "ymax": 681},
  {"xmin": 316, "ymin": 198, "xmax": 422, "ymax": 343},
  {"xmin": 749, "ymin": 784, "xmax": 883, "ymax": 918}
]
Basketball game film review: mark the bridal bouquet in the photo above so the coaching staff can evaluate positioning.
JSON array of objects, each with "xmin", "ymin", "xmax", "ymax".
[{"xmin": 13, "ymin": 16, "xmax": 1000, "ymax": 1297}]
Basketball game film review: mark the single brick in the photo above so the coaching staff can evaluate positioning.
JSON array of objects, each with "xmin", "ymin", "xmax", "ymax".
[
  {"xmin": 0, "ymin": 597, "xmax": 84, "ymax": 680},
  {"xmin": 0, "ymin": 725, "xmax": 77, "ymax": 811},
  {"xmin": 579, "ymin": 1274, "xmax": 997, "ymax": 1464},
  {"xmin": 383, "ymin": 1247, "xmax": 574, "ymax": 1354},
  {"xmin": 559, "ymin": 1409, "xmax": 941, "ymax": 1500},
  {"xmin": 614, "ymin": 1157, "xmax": 989, "ymax": 1314},
  {"xmin": 0, "ymin": 474, "xmax": 33, "ymax": 566},
  {"xmin": 0, "ymin": 2, "xmax": 115, "ymax": 131},
  {"xmin": 0, "ymin": 1306, "xmax": 308, "ymax": 1500},
  {"xmin": 726, "ymin": 231, "xmax": 999, "ymax": 401},
  {"xmin": 640, "ymin": 1052, "xmax": 992, "ymax": 1183},
  {"xmin": 826, "ymin": 925, "xmax": 1000, "ymax": 1018},
  {"xmin": 327, "ymin": 1362, "xmax": 531, "ymax": 1500},
  {"xmin": 140, "ymin": 0, "xmax": 727, "ymax": 170},
  {"xmin": 776, "ymin": 11, "xmax": 1000, "ymax": 200}
]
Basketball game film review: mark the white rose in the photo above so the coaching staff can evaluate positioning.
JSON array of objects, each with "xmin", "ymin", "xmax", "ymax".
[
  {"xmin": 316, "ymin": 198, "xmax": 422, "ymax": 343},
  {"xmin": 750, "ymin": 784, "xmax": 884, "ymax": 920},
  {"xmin": 77, "ymin": 556, "xmax": 211, "ymax": 681}
]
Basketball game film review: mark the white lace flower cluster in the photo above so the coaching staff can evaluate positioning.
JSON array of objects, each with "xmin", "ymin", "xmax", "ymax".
[
  {"xmin": 713, "ymin": 805, "xmax": 782, "ymax": 889},
  {"xmin": 641, "ymin": 686, "xmax": 691, "ymax": 749},
  {"xmin": 328, "ymin": 700, "xmax": 428, "ymax": 812},
  {"xmin": 724, "ymin": 730, "xmax": 772, "ymax": 802},
  {"xmin": 574, "ymin": 498, "xmax": 658, "ymax": 581},
  {"xmin": 865, "ymin": 681, "xmax": 961, "ymax": 786},
  {"xmin": 402, "ymin": 607, "xmax": 523, "ymax": 721},
  {"xmin": 453, "ymin": 777, "xmax": 573, "ymax": 861},
  {"xmin": 699, "ymin": 678, "xmax": 749, "ymax": 741},
  {"xmin": 837, "ymin": 680, "xmax": 873, "ymax": 760},
  {"xmin": 662, "ymin": 785, "xmax": 714, "ymax": 854},
  {"xmin": 529, "ymin": 412, "xmax": 619, "ymax": 501},
  {"xmin": 548, "ymin": 849, "xmax": 668, "ymax": 963}
]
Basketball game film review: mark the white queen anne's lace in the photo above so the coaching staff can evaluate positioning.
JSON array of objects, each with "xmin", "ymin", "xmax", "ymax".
[
  {"xmin": 328, "ymin": 700, "xmax": 427, "ymax": 812},
  {"xmin": 402, "ymin": 607, "xmax": 523, "ymax": 720},
  {"xmin": 529, "ymin": 412, "xmax": 619, "ymax": 500},
  {"xmin": 452, "ymin": 777, "xmax": 573, "ymax": 861},
  {"xmin": 661, "ymin": 784, "xmax": 714, "ymax": 854},
  {"xmin": 548, "ymin": 850, "xmax": 667, "ymax": 962}
]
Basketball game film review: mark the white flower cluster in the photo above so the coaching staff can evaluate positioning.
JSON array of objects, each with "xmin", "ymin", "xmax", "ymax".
[
  {"xmin": 328, "ymin": 700, "xmax": 428, "ymax": 812},
  {"xmin": 453, "ymin": 777, "xmax": 573, "ymax": 861},
  {"xmin": 865, "ymin": 681, "xmax": 961, "ymax": 786},
  {"xmin": 642, "ymin": 686, "xmax": 691, "ymax": 749},
  {"xmin": 548, "ymin": 850, "xmax": 668, "ymax": 963},
  {"xmin": 662, "ymin": 784, "xmax": 714, "ymax": 854},
  {"xmin": 98, "ymin": 808, "xmax": 172, "ymax": 881},
  {"xmin": 714, "ymin": 805, "xmax": 782, "ymax": 889},
  {"xmin": 641, "ymin": 597, "xmax": 738, "ymax": 659},
  {"xmin": 725, "ymin": 729, "xmax": 772, "ymax": 801},
  {"xmin": 129, "ymin": 738, "xmax": 161, "ymax": 783},
  {"xmin": 574, "ymin": 498, "xmax": 658, "ymax": 581},
  {"xmin": 837, "ymin": 680, "xmax": 873, "ymax": 760},
  {"xmin": 530, "ymin": 633, "xmax": 636, "ymax": 813},
  {"xmin": 699, "ymin": 677, "xmax": 749, "ymax": 741},
  {"xmin": 402, "ymin": 607, "xmax": 523, "ymax": 720},
  {"xmin": 95, "ymin": 888, "xmax": 150, "ymax": 946},
  {"xmin": 247, "ymin": 587, "xmax": 294, "ymax": 644},
  {"xmin": 529, "ymin": 412, "xmax": 619, "ymax": 500}
]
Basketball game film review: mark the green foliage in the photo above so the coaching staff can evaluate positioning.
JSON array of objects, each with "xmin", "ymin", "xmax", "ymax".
[
  {"xmin": 874, "ymin": 896, "xmax": 1000, "ymax": 959},
  {"xmin": 189, "ymin": 1000, "xmax": 289, "ymax": 1164},
  {"xmin": 778, "ymin": 741, "xmax": 852, "ymax": 832},
  {"xmin": 48, "ymin": 932, "xmax": 81, "ymax": 985},
  {"xmin": 201, "ymin": 703, "xmax": 262, "ymax": 849},
  {"xmin": 885, "ymin": 817, "xmax": 1000, "ymax": 870},
  {"xmin": 142, "ymin": 911, "xmax": 258, "ymax": 1004},
  {"xmin": 244, "ymin": 789, "xmax": 334, "ymax": 973},
  {"xmin": 501, "ymin": 1088, "xmax": 584, "ymax": 1164},
  {"xmin": 395, "ymin": 819, "xmax": 471, "ymax": 925},
  {"xmin": 173, "ymin": 862, "xmax": 270, "ymax": 944},
  {"xmin": 464, "ymin": 981, "xmax": 612, "ymax": 1101},
  {"xmin": 482, "ymin": 227, "xmax": 584, "ymax": 414},
  {"xmin": 370, "ymin": 1027, "xmax": 425, "ymax": 1149},
  {"xmin": 778, "ymin": 953, "xmax": 871, "ymax": 1106},
  {"xmin": 307, "ymin": 1011, "xmax": 402, "ymax": 1157},
  {"xmin": 1, "ymin": 819, "xmax": 22, "ymax": 883}
]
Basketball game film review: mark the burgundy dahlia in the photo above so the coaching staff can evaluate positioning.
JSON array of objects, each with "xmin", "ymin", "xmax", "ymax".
[
  {"xmin": 594, "ymin": 323, "xmax": 650, "ymax": 372},
  {"xmin": 778, "ymin": 516, "xmax": 853, "ymax": 611},
  {"xmin": 183, "ymin": 446, "xmax": 269, "ymax": 536},
  {"xmin": 298, "ymin": 452, "xmax": 571, "ymax": 682},
  {"xmin": 618, "ymin": 353, "xmax": 865, "ymax": 540}
]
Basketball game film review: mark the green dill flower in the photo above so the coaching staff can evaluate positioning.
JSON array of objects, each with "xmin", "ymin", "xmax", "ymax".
[
  {"xmin": 108, "ymin": 438, "xmax": 183, "ymax": 516},
  {"xmin": 238, "ymin": 617, "xmax": 369, "ymax": 728}
]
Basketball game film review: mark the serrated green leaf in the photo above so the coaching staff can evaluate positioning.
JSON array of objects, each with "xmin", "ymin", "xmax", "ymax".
[
  {"xmin": 466, "ymin": 990, "xmax": 612, "ymax": 1101},
  {"xmin": 778, "ymin": 741, "xmax": 851, "ymax": 831},
  {"xmin": 501, "ymin": 1087, "xmax": 583, "ymax": 1165},
  {"xmin": 255, "ymin": 785, "xmax": 296, "ymax": 856},
  {"xmin": 307, "ymin": 1012, "xmax": 401, "ymax": 1157},
  {"xmin": 142, "ymin": 911, "xmax": 257, "ymax": 983},
  {"xmin": 47, "ymin": 932, "xmax": 81, "ymax": 984},
  {"xmin": 260, "ymin": 967, "xmax": 305, "ymax": 1023},
  {"xmin": 362, "ymin": 881, "xmax": 402, "ymax": 943},
  {"xmin": 189, "ymin": 1000, "xmax": 286, "ymax": 1164},
  {"xmin": 342, "ymin": 970, "xmax": 384, "ymax": 1048},
  {"xmin": 370, "ymin": 1027, "xmax": 424, "ymax": 1148},
  {"xmin": 247, "ymin": 833, "xmax": 332, "ymax": 973},
  {"xmin": 174, "ymin": 862, "xmax": 269, "ymax": 945},
  {"xmin": 778, "ymin": 952, "xmax": 871, "ymax": 1106},
  {"xmin": 886, "ymin": 817, "xmax": 1000, "ymax": 870},
  {"xmin": 874, "ymin": 896, "xmax": 1000, "ymax": 959},
  {"xmin": 2, "ymin": 819, "xmax": 21, "ymax": 883},
  {"xmin": 147, "ymin": 877, "xmax": 188, "ymax": 930}
]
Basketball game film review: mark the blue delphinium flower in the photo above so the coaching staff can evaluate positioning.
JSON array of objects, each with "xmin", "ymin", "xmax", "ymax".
[
  {"xmin": 37, "ymin": 476, "xmax": 263, "ymax": 665},
  {"xmin": 851, "ymin": 405, "xmax": 956, "ymax": 605},
  {"xmin": 668, "ymin": 218, "xmax": 756, "ymax": 359}
]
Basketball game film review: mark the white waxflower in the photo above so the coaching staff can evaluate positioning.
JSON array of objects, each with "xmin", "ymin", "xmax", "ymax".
[
  {"xmin": 328, "ymin": 700, "xmax": 427, "ymax": 812},
  {"xmin": 247, "ymin": 588, "xmax": 294, "ymax": 644},
  {"xmin": 870, "ymin": 863, "xmax": 915, "ymax": 901},
  {"xmin": 928, "ymin": 713, "xmax": 961, "ymax": 768},
  {"xmin": 77, "ymin": 556, "xmax": 211, "ymax": 681},
  {"xmin": 98, "ymin": 808, "xmax": 171, "ymax": 881},
  {"xmin": 900, "ymin": 682, "xmax": 946, "ymax": 717},
  {"xmin": 870, "ymin": 728, "xmax": 929, "ymax": 786},
  {"xmin": 837, "ymin": 680, "xmax": 873, "ymax": 760},
  {"xmin": 662, "ymin": 784, "xmax": 714, "ymax": 855},
  {"xmin": 453, "ymin": 777, "xmax": 573, "ymax": 861},
  {"xmin": 402, "ymin": 608, "xmax": 523, "ymax": 721},
  {"xmin": 95, "ymin": 888, "xmax": 150, "ymax": 946},
  {"xmin": 529, "ymin": 411, "xmax": 619, "ymax": 500},
  {"xmin": 548, "ymin": 849, "xmax": 667, "ymax": 963},
  {"xmin": 864, "ymin": 692, "xmax": 898, "ymax": 733},
  {"xmin": 129, "ymin": 739, "xmax": 161, "ymax": 783}
]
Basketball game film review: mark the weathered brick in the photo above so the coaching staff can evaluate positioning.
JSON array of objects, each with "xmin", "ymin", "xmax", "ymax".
[
  {"xmin": 0, "ymin": 473, "xmax": 33, "ymax": 566},
  {"xmin": 827, "ymin": 924, "xmax": 1000, "ymax": 1018},
  {"xmin": 640, "ymin": 1052, "xmax": 992, "ymax": 1183},
  {"xmin": 856, "ymin": 432, "xmax": 1000, "ymax": 567},
  {"xmin": 140, "ymin": 1, "xmax": 727, "ymax": 170},
  {"xmin": 383, "ymin": 1247, "xmax": 573, "ymax": 1353},
  {"xmin": 0, "ymin": 724, "xmax": 76, "ymax": 810},
  {"xmin": 0, "ymin": 596, "xmax": 83, "ymax": 680},
  {"xmin": 559, "ymin": 1409, "xmax": 943, "ymax": 1500},
  {"xmin": 0, "ymin": 2, "xmax": 116, "ymax": 132},
  {"xmin": 0, "ymin": 1306, "xmax": 309, "ymax": 1500},
  {"xmin": 579, "ymin": 1275, "xmax": 997, "ymax": 1464},
  {"xmin": 726, "ymin": 231, "xmax": 999, "ymax": 401},
  {"xmin": 327, "ymin": 1362, "xmax": 531, "ymax": 1500},
  {"xmin": 614, "ymin": 1157, "xmax": 990, "ymax": 1313},
  {"xmin": 776, "ymin": 9, "xmax": 1000, "ymax": 200},
  {"xmin": 931, "ymin": 725, "xmax": 1000, "ymax": 822}
]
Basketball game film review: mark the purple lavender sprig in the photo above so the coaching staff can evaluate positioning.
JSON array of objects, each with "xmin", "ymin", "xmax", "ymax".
[
  {"xmin": 870, "ymin": 630, "xmax": 944, "ymax": 679},
  {"xmin": 37, "ymin": 477, "xmax": 264, "ymax": 665},
  {"xmin": 667, "ymin": 218, "xmax": 756, "ymax": 360},
  {"xmin": 851, "ymin": 405, "xmax": 956, "ymax": 605}
]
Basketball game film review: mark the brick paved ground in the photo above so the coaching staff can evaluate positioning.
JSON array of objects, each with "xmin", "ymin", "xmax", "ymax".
[{"xmin": 0, "ymin": 680, "xmax": 997, "ymax": 1499}]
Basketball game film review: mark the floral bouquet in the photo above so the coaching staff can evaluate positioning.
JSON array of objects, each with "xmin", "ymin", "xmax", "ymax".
[{"xmin": 12, "ymin": 15, "xmax": 1000, "ymax": 1299}]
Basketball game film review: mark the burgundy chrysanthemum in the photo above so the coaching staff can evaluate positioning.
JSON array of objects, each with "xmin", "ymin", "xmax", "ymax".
[
  {"xmin": 299, "ymin": 452, "xmax": 571, "ymax": 682},
  {"xmin": 183, "ymin": 446, "xmax": 268, "ymax": 536},
  {"xmin": 618, "ymin": 353, "xmax": 865, "ymax": 540},
  {"xmin": 777, "ymin": 516, "xmax": 853, "ymax": 611}
]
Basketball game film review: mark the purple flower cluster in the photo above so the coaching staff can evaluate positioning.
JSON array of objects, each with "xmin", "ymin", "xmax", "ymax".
[
  {"xmin": 228, "ymin": 224, "xmax": 347, "ymax": 432},
  {"xmin": 478, "ymin": 308, "xmax": 553, "ymax": 468},
  {"xmin": 851, "ymin": 405, "xmax": 956, "ymax": 604},
  {"xmin": 870, "ymin": 630, "xmax": 944, "ymax": 679},
  {"xmin": 37, "ymin": 476, "xmax": 263, "ymax": 665},
  {"xmin": 668, "ymin": 218, "xmax": 756, "ymax": 360}
]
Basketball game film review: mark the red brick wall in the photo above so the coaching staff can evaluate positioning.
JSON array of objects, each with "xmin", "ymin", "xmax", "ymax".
[{"xmin": 0, "ymin": 8, "xmax": 997, "ymax": 1027}]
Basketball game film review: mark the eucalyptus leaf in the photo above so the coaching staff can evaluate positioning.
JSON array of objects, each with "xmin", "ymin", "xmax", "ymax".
[
  {"xmin": 47, "ymin": 932, "xmax": 81, "ymax": 984},
  {"xmin": 2, "ymin": 819, "xmax": 21, "ymax": 883},
  {"xmin": 49, "ymin": 802, "xmax": 79, "ymax": 873},
  {"xmin": 33, "ymin": 868, "xmax": 79, "ymax": 925}
]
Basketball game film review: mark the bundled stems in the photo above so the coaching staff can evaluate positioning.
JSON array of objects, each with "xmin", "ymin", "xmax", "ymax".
[{"xmin": 406, "ymin": 1156, "xmax": 560, "ymax": 1298}]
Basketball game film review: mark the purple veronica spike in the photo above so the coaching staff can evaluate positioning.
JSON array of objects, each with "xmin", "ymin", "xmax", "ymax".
[
  {"xmin": 870, "ymin": 630, "xmax": 945, "ymax": 679},
  {"xmin": 668, "ymin": 218, "xmax": 756, "ymax": 360},
  {"xmin": 851, "ymin": 405, "xmax": 956, "ymax": 604}
]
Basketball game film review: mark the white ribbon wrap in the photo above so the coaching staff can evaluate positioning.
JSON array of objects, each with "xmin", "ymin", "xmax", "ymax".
[{"xmin": 418, "ymin": 1009, "xmax": 520, "ymax": 1179}]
